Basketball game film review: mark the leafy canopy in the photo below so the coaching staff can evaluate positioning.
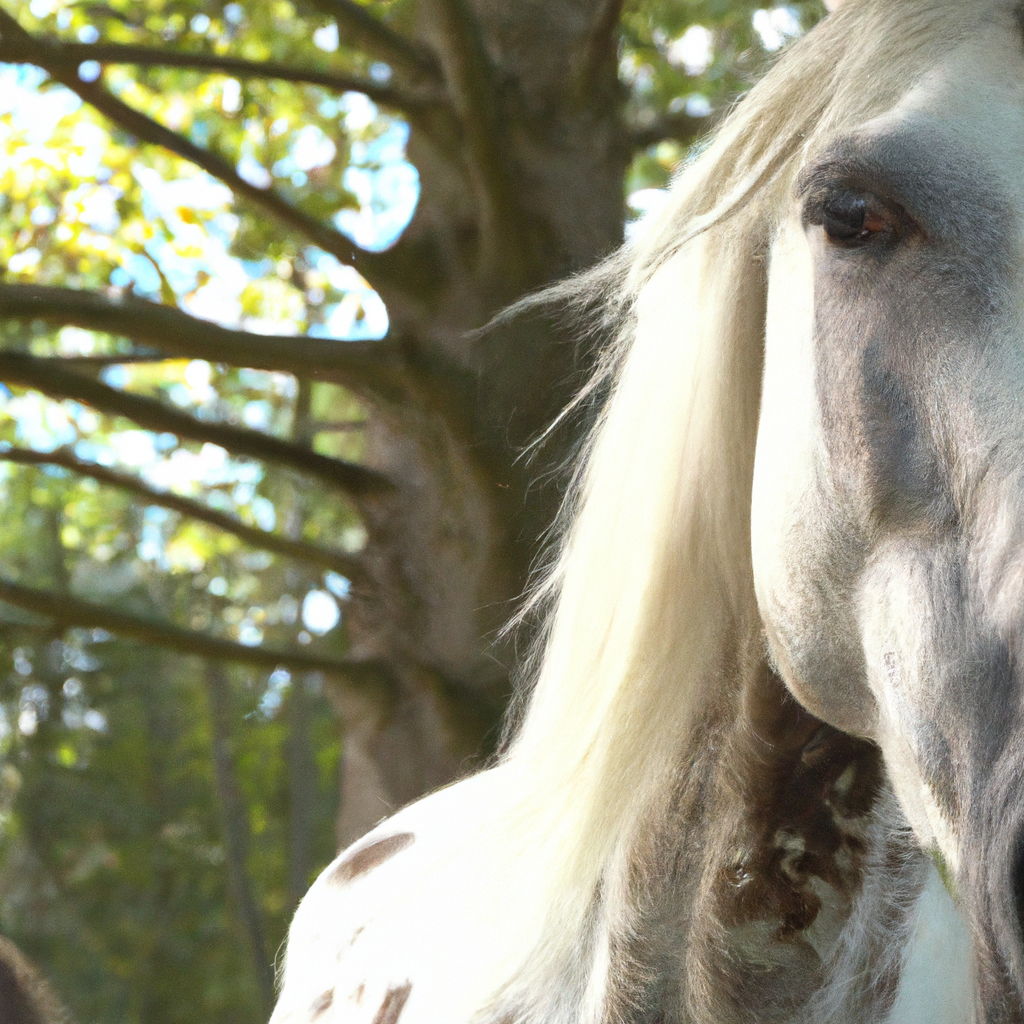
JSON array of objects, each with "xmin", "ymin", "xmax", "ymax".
[{"xmin": 0, "ymin": 1, "xmax": 823, "ymax": 1020}]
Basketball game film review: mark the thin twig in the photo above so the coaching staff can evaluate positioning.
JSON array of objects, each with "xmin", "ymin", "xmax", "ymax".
[
  {"xmin": 0, "ymin": 573, "xmax": 395, "ymax": 691},
  {"xmin": 0, "ymin": 352, "xmax": 391, "ymax": 497},
  {"xmin": 51, "ymin": 40, "xmax": 439, "ymax": 109},
  {"xmin": 0, "ymin": 446, "xmax": 368, "ymax": 584}
]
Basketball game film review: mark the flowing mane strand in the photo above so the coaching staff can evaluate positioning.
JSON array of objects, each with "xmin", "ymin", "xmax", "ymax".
[{"xmin": 483, "ymin": 0, "xmax": 976, "ymax": 1013}]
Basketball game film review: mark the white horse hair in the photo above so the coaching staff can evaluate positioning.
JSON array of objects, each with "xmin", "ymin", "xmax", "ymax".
[{"xmin": 270, "ymin": 1, "xmax": 1024, "ymax": 1020}]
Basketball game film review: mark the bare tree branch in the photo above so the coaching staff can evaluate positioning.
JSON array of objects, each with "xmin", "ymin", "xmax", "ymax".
[
  {"xmin": 0, "ymin": 446, "xmax": 368, "ymax": 584},
  {"xmin": 0, "ymin": 352, "xmax": 391, "ymax": 497},
  {"xmin": 302, "ymin": 0, "xmax": 441, "ymax": 86},
  {"xmin": 51, "ymin": 40, "xmax": 442, "ymax": 110},
  {"xmin": 628, "ymin": 110, "xmax": 711, "ymax": 149},
  {"xmin": 43, "ymin": 352, "xmax": 169, "ymax": 367},
  {"xmin": 0, "ymin": 9, "xmax": 406, "ymax": 292},
  {"xmin": 0, "ymin": 937, "xmax": 74, "ymax": 1024},
  {"xmin": 0, "ymin": 574, "xmax": 396, "ymax": 692},
  {"xmin": 573, "ymin": 0, "xmax": 627, "ymax": 97},
  {"xmin": 0, "ymin": 283, "xmax": 407, "ymax": 402}
]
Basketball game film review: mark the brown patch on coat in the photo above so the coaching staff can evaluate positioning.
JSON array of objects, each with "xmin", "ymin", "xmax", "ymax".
[
  {"xmin": 685, "ymin": 659, "xmax": 906, "ymax": 1022},
  {"xmin": 371, "ymin": 982, "xmax": 411, "ymax": 1024},
  {"xmin": 591, "ymin": 651, "xmax": 914, "ymax": 1024},
  {"xmin": 329, "ymin": 833, "xmax": 415, "ymax": 886},
  {"xmin": 309, "ymin": 989, "xmax": 333, "ymax": 1018},
  {"xmin": 715, "ymin": 662, "xmax": 886, "ymax": 940}
]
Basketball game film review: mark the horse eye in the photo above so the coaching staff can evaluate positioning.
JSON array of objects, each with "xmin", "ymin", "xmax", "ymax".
[
  {"xmin": 819, "ymin": 191, "xmax": 889, "ymax": 244},
  {"xmin": 822, "ymin": 193, "xmax": 866, "ymax": 240}
]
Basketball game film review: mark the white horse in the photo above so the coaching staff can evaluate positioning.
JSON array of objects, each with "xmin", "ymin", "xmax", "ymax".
[{"xmin": 270, "ymin": 1, "xmax": 1024, "ymax": 1020}]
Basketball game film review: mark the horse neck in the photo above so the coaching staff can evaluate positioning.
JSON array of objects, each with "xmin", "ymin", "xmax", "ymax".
[{"xmin": 524, "ymin": 659, "xmax": 930, "ymax": 1024}]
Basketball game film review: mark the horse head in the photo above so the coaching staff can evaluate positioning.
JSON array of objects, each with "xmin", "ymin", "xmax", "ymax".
[{"xmin": 753, "ymin": 5, "xmax": 1024, "ymax": 1017}]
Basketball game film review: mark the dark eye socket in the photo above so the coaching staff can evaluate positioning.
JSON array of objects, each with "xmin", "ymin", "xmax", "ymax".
[{"xmin": 804, "ymin": 187, "xmax": 901, "ymax": 247}]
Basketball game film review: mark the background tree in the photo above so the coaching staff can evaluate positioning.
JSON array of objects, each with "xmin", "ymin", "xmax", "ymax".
[{"xmin": 0, "ymin": 1, "xmax": 824, "ymax": 1020}]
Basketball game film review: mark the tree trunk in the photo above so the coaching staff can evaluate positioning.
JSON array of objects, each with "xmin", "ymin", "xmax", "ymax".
[{"xmin": 332, "ymin": 0, "xmax": 630, "ymax": 845}]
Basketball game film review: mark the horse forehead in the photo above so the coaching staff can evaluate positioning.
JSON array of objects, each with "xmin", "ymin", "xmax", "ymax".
[{"xmin": 805, "ymin": 22, "xmax": 1024, "ymax": 205}]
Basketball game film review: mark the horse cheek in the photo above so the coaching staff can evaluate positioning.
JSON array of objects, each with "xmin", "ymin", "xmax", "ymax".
[{"xmin": 753, "ymin": 221, "xmax": 875, "ymax": 735}]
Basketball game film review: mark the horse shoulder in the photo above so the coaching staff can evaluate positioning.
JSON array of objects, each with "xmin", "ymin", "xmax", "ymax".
[{"xmin": 271, "ymin": 767, "xmax": 516, "ymax": 1024}]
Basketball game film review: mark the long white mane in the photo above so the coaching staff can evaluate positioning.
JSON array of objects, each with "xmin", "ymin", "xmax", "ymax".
[
  {"xmin": 273, "ymin": 4, "xmax": 985, "ymax": 1021},
  {"xmin": 491, "ymin": 0, "xmax": 965, "ymax": 1003}
]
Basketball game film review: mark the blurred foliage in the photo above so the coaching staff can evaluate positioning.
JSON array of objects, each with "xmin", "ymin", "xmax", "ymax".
[
  {"xmin": 0, "ymin": 632, "xmax": 341, "ymax": 1024},
  {"xmin": 0, "ymin": 0, "xmax": 824, "ymax": 1020},
  {"xmin": 622, "ymin": 0, "xmax": 825, "ymax": 200}
]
